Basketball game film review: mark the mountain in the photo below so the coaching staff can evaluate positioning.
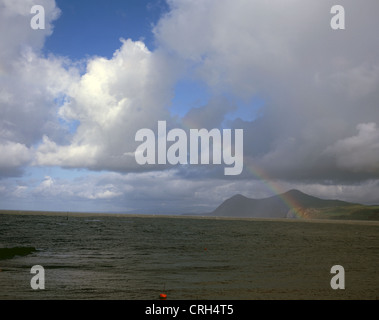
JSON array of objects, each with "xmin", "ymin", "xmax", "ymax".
[{"xmin": 210, "ymin": 189, "xmax": 379, "ymax": 220}]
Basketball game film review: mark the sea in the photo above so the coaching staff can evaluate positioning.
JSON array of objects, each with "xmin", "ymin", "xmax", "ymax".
[{"xmin": 0, "ymin": 213, "xmax": 378, "ymax": 300}]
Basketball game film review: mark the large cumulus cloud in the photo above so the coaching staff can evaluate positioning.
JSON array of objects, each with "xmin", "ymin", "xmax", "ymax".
[{"xmin": 35, "ymin": 39, "xmax": 179, "ymax": 171}]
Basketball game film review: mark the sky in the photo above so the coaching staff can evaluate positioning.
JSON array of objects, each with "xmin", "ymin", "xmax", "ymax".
[{"xmin": 1, "ymin": 0, "xmax": 379, "ymax": 213}]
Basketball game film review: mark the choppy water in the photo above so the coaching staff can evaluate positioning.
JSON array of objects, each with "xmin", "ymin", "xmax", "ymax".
[{"xmin": 0, "ymin": 213, "xmax": 378, "ymax": 300}]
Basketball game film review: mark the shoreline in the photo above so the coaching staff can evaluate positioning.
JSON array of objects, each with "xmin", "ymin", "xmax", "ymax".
[{"xmin": 1, "ymin": 209, "xmax": 379, "ymax": 226}]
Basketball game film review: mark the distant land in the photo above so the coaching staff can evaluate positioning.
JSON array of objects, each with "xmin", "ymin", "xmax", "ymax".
[
  {"xmin": 1, "ymin": 189, "xmax": 379, "ymax": 222},
  {"xmin": 209, "ymin": 189, "xmax": 379, "ymax": 221}
]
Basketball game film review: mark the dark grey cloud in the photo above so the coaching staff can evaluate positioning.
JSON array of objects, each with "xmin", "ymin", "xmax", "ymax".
[{"xmin": 154, "ymin": 0, "xmax": 379, "ymax": 185}]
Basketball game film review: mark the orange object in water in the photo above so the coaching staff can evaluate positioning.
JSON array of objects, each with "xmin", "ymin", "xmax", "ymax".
[{"xmin": 159, "ymin": 293, "xmax": 167, "ymax": 300}]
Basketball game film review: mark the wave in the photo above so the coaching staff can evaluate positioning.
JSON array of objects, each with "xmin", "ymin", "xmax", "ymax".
[{"xmin": 0, "ymin": 246, "xmax": 37, "ymax": 260}]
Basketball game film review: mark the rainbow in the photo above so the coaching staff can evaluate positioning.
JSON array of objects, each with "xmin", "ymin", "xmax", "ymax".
[
  {"xmin": 244, "ymin": 159, "xmax": 306, "ymax": 218},
  {"xmin": 174, "ymin": 118, "xmax": 306, "ymax": 217}
]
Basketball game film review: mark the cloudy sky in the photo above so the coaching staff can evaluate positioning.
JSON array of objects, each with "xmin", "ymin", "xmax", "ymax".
[{"xmin": 1, "ymin": 0, "xmax": 379, "ymax": 213}]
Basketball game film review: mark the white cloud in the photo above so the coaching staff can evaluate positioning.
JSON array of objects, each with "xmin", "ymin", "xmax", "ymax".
[
  {"xmin": 0, "ymin": 0, "xmax": 79, "ymax": 176},
  {"xmin": 0, "ymin": 169, "xmax": 272, "ymax": 212},
  {"xmin": 35, "ymin": 39, "xmax": 178, "ymax": 171},
  {"xmin": 31, "ymin": 174, "xmax": 125, "ymax": 201},
  {"xmin": 0, "ymin": 0, "xmax": 60, "ymax": 64},
  {"xmin": 35, "ymin": 135, "xmax": 100, "ymax": 167},
  {"xmin": 0, "ymin": 141, "xmax": 31, "ymax": 168}
]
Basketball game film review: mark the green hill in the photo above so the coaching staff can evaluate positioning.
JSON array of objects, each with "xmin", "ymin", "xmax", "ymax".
[{"xmin": 211, "ymin": 189, "xmax": 379, "ymax": 221}]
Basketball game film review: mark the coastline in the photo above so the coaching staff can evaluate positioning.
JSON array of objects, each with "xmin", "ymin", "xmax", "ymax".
[{"xmin": 1, "ymin": 209, "xmax": 379, "ymax": 226}]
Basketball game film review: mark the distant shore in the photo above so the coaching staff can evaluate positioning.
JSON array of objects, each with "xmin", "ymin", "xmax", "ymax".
[{"xmin": 1, "ymin": 209, "xmax": 379, "ymax": 226}]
